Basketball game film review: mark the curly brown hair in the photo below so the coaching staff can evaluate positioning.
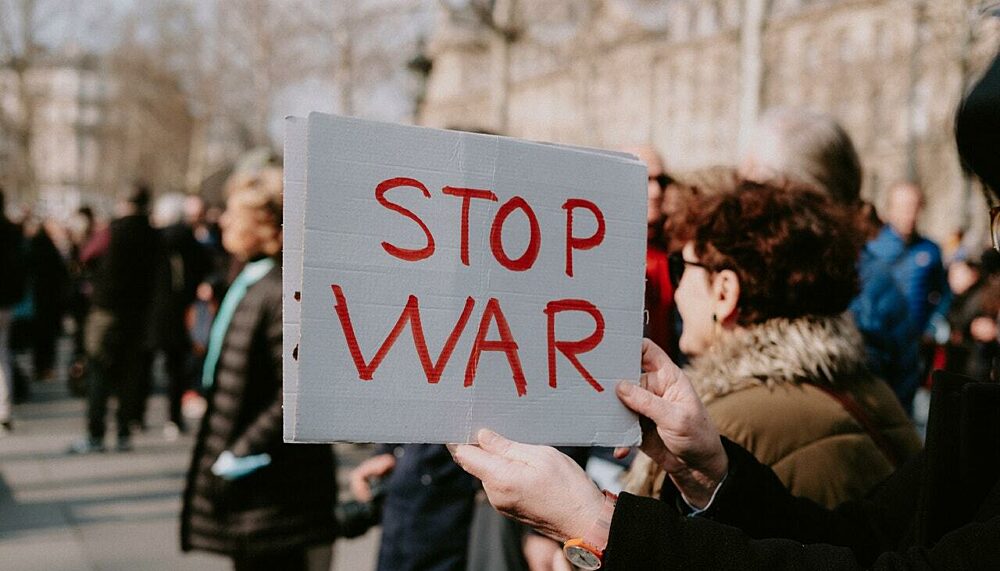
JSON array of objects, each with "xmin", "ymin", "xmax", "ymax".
[{"xmin": 672, "ymin": 180, "xmax": 863, "ymax": 325}]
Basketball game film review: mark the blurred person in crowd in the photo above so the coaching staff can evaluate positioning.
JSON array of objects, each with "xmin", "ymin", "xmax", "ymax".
[
  {"xmin": 66, "ymin": 206, "xmax": 99, "ymax": 394},
  {"xmin": 627, "ymin": 146, "xmax": 678, "ymax": 359},
  {"xmin": 348, "ymin": 441, "xmax": 480, "ymax": 571},
  {"xmin": 0, "ymin": 187, "xmax": 27, "ymax": 434},
  {"xmin": 186, "ymin": 194, "xmax": 228, "ymax": 273},
  {"xmin": 943, "ymin": 249, "xmax": 1000, "ymax": 380},
  {"xmin": 626, "ymin": 182, "xmax": 920, "ymax": 508},
  {"xmin": 871, "ymin": 181, "xmax": 950, "ymax": 337},
  {"xmin": 28, "ymin": 218, "xmax": 71, "ymax": 382},
  {"xmin": 871, "ymin": 181, "xmax": 951, "ymax": 399},
  {"xmin": 68, "ymin": 185, "xmax": 159, "ymax": 453},
  {"xmin": 741, "ymin": 107, "xmax": 921, "ymax": 412},
  {"xmin": 180, "ymin": 168, "xmax": 336, "ymax": 571},
  {"xmin": 9, "ymin": 216, "xmax": 36, "ymax": 404},
  {"xmin": 445, "ymin": 48, "xmax": 1000, "ymax": 571},
  {"xmin": 150, "ymin": 193, "xmax": 211, "ymax": 438},
  {"xmin": 186, "ymin": 279, "xmax": 221, "ymax": 390}
]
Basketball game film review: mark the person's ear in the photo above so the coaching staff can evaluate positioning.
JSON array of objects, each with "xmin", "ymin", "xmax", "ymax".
[{"xmin": 711, "ymin": 269, "xmax": 741, "ymax": 325}]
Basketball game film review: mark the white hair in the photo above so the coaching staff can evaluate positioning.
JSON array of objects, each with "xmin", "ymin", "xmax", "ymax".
[{"xmin": 153, "ymin": 192, "xmax": 187, "ymax": 228}]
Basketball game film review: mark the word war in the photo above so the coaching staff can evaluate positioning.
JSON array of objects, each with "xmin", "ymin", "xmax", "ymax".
[{"xmin": 331, "ymin": 284, "xmax": 606, "ymax": 396}]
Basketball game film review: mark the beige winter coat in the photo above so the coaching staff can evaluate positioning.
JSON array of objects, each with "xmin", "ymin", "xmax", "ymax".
[{"xmin": 626, "ymin": 314, "xmax": 922, "ymax": 509}]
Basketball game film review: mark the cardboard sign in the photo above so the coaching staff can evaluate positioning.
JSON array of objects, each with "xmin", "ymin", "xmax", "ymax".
[{"xmin": 283, "ymin": 113, "xmax": 645, "ymax": 445}]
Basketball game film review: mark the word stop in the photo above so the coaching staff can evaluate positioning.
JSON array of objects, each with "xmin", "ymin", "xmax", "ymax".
[{"xmin": 376, "ymin": 177, "xmax": 606, "ymax": 277}]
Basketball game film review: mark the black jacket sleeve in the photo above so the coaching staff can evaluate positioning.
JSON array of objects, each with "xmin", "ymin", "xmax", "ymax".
[
  {"xmin": 230, "ymin": 288, "xmax": 284, "ymax": 457},
  {"xmin": 603, "ymin": 439, "xmax": 1000, "ymax": 569},
  {"xmin": 605, "ymin": 492, "xmax": 1000, "ymax": 570}
]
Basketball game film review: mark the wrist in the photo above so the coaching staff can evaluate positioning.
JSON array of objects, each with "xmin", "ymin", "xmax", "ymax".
[
  {"xmin": 563, "ymin": 490, "xmax": 617, "ymax": 570},
  {"xmin": 671, "ymin": 453, "xmax": 729, "ymax": 509},
  {"xmin": 566, "ymin": 485, "xmax": 607, "ymax": 542}
]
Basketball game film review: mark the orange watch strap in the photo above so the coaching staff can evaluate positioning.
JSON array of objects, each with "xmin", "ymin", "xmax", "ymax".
[{"xmin": 564, "ymin": 490, "xmax": 617, "ymax": 556}]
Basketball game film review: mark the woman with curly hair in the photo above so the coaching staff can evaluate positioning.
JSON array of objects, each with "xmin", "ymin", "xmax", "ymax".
[{"xmin": 628, "ymin": 181, "xmax": 920, "ymax": 509}]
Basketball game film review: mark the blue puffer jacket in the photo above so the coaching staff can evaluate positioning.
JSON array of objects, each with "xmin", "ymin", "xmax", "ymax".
[
  {"xmin": 849, "ymin": 244, "xmax": 921, "ymax": 413},
  {"xmin": 867, "ymin": 226, "xmax": 950, "ymax": 335}
]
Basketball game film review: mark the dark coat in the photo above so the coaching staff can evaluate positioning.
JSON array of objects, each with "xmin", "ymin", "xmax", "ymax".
[
  {"xmin": 604, "ymin": 371, "xmax": 1000, "ymax": 569},
  {"xmin": 149, "ymin": 223, "xmax": 211, "ymax": 349},
  {"xmin": 180, "ymin": 263, "xmax": 337, "ymax": 557},
  {"xmin": 0, "ymin": 219, "xmax": 26, "ymax": 307},
  {"xmin": 377, "ymin": 444, "xmax": 480, "ymax": 571},
  {"xmin": 28, "ymin": 227, "xmax": 70, "ymax": 331},
  {"xmin": 91, "ymin": 214, "xmax": 159, "ymax": 316}
]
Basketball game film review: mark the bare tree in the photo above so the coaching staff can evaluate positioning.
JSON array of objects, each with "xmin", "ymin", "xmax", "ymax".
[
  {"xmin": 0, "ymin": 0, "xmax": 72, "ymax": 203},
  {"xmin": 439, "ymin": 0, "xmax": 520, "ymax": 132}
]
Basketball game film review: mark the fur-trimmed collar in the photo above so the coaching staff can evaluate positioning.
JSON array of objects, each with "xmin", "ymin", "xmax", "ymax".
[{"xmin": 686, "ymin": 313, "xmax": 867, "ymax": 403}]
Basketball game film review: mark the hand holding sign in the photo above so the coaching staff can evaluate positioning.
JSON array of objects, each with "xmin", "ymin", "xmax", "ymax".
[
  {"xmin": 283, "ymin": 115, "xmax": 646, "ymax": 445},
  {"xmin": 614, "ymin": 339, "xmax": 728, "ymax": 508}
]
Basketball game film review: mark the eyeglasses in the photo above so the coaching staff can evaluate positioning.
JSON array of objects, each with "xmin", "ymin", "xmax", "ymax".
[
  {"xmin": 649, "ymin": 173, "xmax": 674, "ymax": 191},
  {"xmin": 981, "ymin": 186, "xmax": 1000, "ymax": 252},
  {"xmin": 991, "ymin": 205, "xmax": 1000, "ymax": 252},
  {"xmin": 668, "ymin": 252, "xmax": 711, "ymax": 289}
]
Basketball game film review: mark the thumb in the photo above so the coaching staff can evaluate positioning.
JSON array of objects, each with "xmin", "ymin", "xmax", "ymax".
[{"xmin": 478, "ymin": 429, "xmax": 538, "ymax": 464}]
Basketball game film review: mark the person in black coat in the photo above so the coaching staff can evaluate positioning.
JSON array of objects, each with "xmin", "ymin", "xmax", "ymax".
[
  {"xmin": 180, "ymin": 168, "xmax": 337, "ymax": 571},
  {"xmin": 70, "ymin": 185, "xmax": 159, "ymax": 453},
  {"xmin": 0, "ymin": 187, "xmax": 26, "ymax": 432},
  {"xmin": 28, "ymin": 220, "xmax": 70, "ymax": 381},
  {"xmin": 350, "ymin": 444, "xmax": 479, "ymax": 571},
  {"xmin": 150, "ymin": 195, "xmax": 211, "ymax": 434},
  {"xmin": 447, "ymin": 50, "xmax": 1000, "ymax": 570}
]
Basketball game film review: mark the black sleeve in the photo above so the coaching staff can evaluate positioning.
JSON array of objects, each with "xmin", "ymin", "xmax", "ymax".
[
  {"xmin": 230, "ymin": 290, "xmax": 284, "ymax": 457},
  {"xmin": 603, "ymin": 439, "xmax": 1000, "ymax": 570},
  {"xmin": 605, "ymin": 493, "xmax": 1000, "ymax": 570},
  {"xmin": 659, "ymin": 438, "xmax": 922, "ymax": 562}
]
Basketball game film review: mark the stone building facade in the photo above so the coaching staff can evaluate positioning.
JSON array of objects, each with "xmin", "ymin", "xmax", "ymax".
[
  {"xmin": 419, "ymin": 0, "xmax": 1000, "ymax": 243},
  {"xmin": 0, "ymin": 52, "xmax": 193, "ymax": 217}
]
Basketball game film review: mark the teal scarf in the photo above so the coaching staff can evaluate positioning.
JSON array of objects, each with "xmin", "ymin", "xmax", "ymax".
[{"xmin": 201, "ymin": 257, "xmax": 276, "ymax": 389}]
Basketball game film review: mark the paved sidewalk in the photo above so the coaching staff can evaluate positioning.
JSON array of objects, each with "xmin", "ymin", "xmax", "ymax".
[{"xmin": 0, "ymin": 380, "xmax": 379, "ymax": 571}]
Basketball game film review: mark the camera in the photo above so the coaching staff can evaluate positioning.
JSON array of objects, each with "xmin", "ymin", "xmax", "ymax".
[{"xmin": 335, "ymin": 477, "xmax": 386, "ymax": 539}]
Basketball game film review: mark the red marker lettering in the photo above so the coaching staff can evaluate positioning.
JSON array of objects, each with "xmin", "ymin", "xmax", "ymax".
[
  {"xmin": 562, "ymin": 199, "xmax": 606, "ymax": 277},
  {"xmin": 489, "ymin": 196, "xmax": 541, "ymax": 272},
  {"xmin": 375, "ymin": 177, "xmax": 435, "ymax": 262},
  {"xmin": 465, "ymin": 298, "xmax": 528, "ymax": 396},
  {"xmin": 544, "ymin": 299, "xmax": 606, "ymax": 392},
  {"xmin": 332, "ymin": 284, "xmax": 474, "ymax": 383},
  {"xmin": 442, "ymin": 186, "xmax": 498, "ymax": 266}
]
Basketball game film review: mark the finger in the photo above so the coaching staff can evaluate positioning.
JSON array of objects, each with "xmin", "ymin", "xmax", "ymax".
[
  {"xmin": 616, "ymin": 381, "xmax": 670, "ymax": 427},
  {"xmin": 349, "ymin": 473, "xmax": 372, "ymax": 502},
  {"xmin": 640, "ymin": 338, "xmax": 672, "ymax": 372},
  {"xmin": 477, "ymin": 429, "xmax": 539, "ymax": 465},
  {"xmin": 351, "ymin": 481, "xmax": 372, "ymax": 502},
  {"xmin": 640, "ymin": 339, "xmax": 685, "ymax": 394},
  {"xmin": 449, "ymin": 442, "xmax": 516, "ymax": 482},
  {"xmin": 613, "ymin": 447, "xmax": 631, "ymax": 460},
  {"xmin": 369, "ymin": 453, "xmax": 397, "ymax": 476}
]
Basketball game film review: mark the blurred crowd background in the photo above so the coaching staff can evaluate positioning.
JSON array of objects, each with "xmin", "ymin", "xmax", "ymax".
[{"xmin": 4, "ymin": 1, "xmax": 1000, "ymax": 570}]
